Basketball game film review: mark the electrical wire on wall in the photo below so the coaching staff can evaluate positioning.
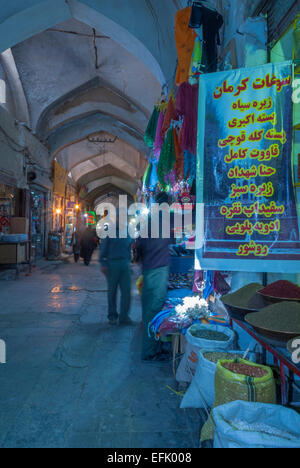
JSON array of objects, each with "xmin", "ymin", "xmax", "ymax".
[{"xmin": 0, "ymin": 125, "xmax": 51, "ymax": 179}]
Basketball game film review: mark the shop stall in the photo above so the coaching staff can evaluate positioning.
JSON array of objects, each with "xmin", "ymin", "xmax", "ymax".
[
  {"xmin": 139, "ymin": 3, "xmax": 300, "ymax": 449},
  {"xmin": 0, "ymin": 182, "xmax": 30, "ymax": 276}
]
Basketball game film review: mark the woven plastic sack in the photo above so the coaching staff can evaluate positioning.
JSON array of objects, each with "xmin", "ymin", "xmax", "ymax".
[
  {"xmin": 213, "ymin": 401, "xmax": 300, "ymax": 448},
  {"xmin": 186, "ymin": 324, "xmax": 235, "ymax": 350},
  {"xmin": 181, "ymin": 350, "xmax": 256, "ymax": 409},
  {"xmin": 176, "ymin": 324, "xmax": 236, "ymax": 383},
  {"xmin": 201, "ymin": 359, "xmax": 276, "ymax": 443}
]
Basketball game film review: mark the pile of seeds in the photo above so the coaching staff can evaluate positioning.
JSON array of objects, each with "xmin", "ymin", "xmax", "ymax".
[
  {"xmin": 222, "ymin": 361, "xmax": 268, "ymax": 378},
  {"xmin": 230, "ymin": 421, "xmax": 296, "ymax": 440},
  {"xmin": 259, "ymin": 280, "xmax": 300, "ymax": 300},
  {"xmin": 190, "ymin": 329, "xmax": 229, "ymax": 341},
  {"xmin": 203, "ymin": 352, "xmax": 243, "ymax": 364},
  {"xmin": 221, "ymin": 283, "xmax": 263, "ymax": 309},
  {"xmin": 246, "ymin": 302, "xmax": 300, "ymax": 334}
]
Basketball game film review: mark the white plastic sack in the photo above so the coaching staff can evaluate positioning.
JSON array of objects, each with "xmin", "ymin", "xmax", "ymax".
[
  {"xmin": 213, "ymin": 401, "xmax": 300, "ymax": 448},
  {"xmin": 175, "ymin": 341, "xmax": 198, "ymax": 383},
  {"xmin": 186, "ymin": 324, "xmax": 235, "ymax": 350},
  {"xmin": 181, "ymin": 350, "xmax": 256, "ymax": 409},
  {"xmin": 176, "ymin": 325, "xmax": 236, "ymax": 383}
]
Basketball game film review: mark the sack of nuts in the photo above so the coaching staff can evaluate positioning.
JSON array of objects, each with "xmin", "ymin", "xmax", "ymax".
[{"xmin": 201, "ymin": 358, "xmax": 276, "ymax": 443}]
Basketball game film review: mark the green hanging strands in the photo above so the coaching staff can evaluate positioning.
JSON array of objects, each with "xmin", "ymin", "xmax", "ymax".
[
  {"xmin": 142, "ymin": 163, "xmax": 152, "ymax": 190},
  {"xmin": 144, "ymin": 106, "xmax": 160, "ymax": 148},
  {"xmin": 157, "ymin": 128, "xmax": 176, "ymax": 190}
]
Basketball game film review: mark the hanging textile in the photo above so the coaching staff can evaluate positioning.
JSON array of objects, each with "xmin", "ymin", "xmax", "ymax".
[
  {"xmin": 202, "ymin": 6, "xmax": 223, "ymax": 72},
  {"xmin": 157, "ymin": 128, "xmax": 176, "ymax": 190},
  {"xmin": 142, "ymin": 163, "xmax": 152, "ymax": 191},
  {"xmin": 149, "ymin": 159, "xmax": 159, "ymax": 190},
  {"xmin": 184, "ymin": 150, "xmax": 196, "ymax": 184},
  {"xmin": 175, "ymin": 7, "xmax": 197, "ymax": 86},
  {"xmin": 203, "ymin": 271, "xmax": 214, "ymax": 300},
  {"xmin": 144, "ymin": 106, "xmax": 160, "ymax": 148},
  {"xmin": 153, "ymin": 111, "xmax": 165, "ymax": 158},
  {"xmin": 175, "ymin": 82, "xmax": 199, "ymax": 155},
  {"xmin": 189, "ymin": 36, "xmax": 203, "ymax": 85},
  {"xmin": 161, "ymin": 95, "xmax": 176, "ymax": 138},
  {"xmin": 173, "ymin": 128, "xmax": 184, "ymax": 179}
]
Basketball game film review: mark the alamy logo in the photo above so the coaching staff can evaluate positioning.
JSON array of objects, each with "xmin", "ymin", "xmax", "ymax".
[
  {"xmin": 291, "ymin": 338, "xmax": 300, "ymax": 365},
  {"xmin": 292, "ymin": 79, "xmax": 300, "ymax": 104},
  {"xmin": 0, "ymin": 79, "xmax": 5, "ymax": 104},
  {"xmin": 0, "ymin": 339, "xmax": 6, "ymax": 364}
]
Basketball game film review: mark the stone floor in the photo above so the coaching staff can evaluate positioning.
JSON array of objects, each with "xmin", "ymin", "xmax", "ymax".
[{"xmin": 0, "ymin": 252, "xmax": 202, "ymax": 448}]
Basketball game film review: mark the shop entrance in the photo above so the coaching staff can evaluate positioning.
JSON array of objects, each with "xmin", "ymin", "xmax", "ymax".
[{"xmin": 30, "ymin": 189, "xmax": 47, "ymax": 260}]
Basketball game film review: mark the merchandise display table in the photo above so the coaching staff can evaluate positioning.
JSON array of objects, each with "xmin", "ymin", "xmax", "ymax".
[
  {"xmin": 0, "ymin": 241, "xmax": 31, "ymax": 278},
  {"xmin": 230, "ymin": 317, "xmax": 300, "ymax": 406}
]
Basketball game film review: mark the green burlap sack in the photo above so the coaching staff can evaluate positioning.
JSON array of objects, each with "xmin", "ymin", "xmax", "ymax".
[{"xmin": 201, "ymin": 359, "xmax": 276, "ymax": 443}]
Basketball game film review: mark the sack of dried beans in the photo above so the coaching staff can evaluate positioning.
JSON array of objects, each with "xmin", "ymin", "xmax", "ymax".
[
  {"xmin": 181, "ymin": 350, "xmax": 256, "ymax": 409},
  {"xmin": 176, "ymin": 324, "xmax": 236, "ymax": 383},
  {"xmin": 201, "ymin": 359, "xmax": 276, "ymax": 444}
]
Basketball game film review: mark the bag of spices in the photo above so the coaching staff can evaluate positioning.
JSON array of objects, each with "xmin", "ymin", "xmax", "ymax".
[
  {"xmin": 181, "ymin": 350, "xmax": 256, "ymax": 409},
  {"xmin": 176, "ymin": 324, "xmax": 236, "ymax": 383},
  {"xmin": 201, "ymin": 359, "xmax": 276, "ymax": 443}
]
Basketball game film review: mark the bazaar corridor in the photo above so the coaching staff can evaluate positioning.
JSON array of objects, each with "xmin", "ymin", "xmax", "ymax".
[{"xmin": 0, "ymin": 255, "xmax": 200, "ymax": 449}]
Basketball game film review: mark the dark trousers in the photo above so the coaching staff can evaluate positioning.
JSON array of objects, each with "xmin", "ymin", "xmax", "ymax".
[
  {"xmin": 141, "ymin": 266, "xmax": 169, "ymax": 359},
  {"xmin": 106, "ymin": 259, "xmax": 131, "ymax": 321}
]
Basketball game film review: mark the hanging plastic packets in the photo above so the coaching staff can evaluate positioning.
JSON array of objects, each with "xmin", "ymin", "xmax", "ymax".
[
  {"xmin": 144, "ymin": 106, "xmax": 160, "ymax": 148},
  {"xmin": 157, "ymin": 127, "xmax": 176, "ymax": 190}
]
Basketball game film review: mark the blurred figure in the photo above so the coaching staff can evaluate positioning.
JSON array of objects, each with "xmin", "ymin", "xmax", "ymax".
[
  {"xmin": 136, "ymin": 192, "xmax": 173, "ymax": 361},
  {"xmin": 99, "ymin": 214, "xmax": 133, "ymax": 326},
  {"xmin": 80, "ymin": 226, "xmax": 97, "ymax": 266},
  {"xmin": 72, "ymin": 221, "xmax": 83, "ymax": 263}
]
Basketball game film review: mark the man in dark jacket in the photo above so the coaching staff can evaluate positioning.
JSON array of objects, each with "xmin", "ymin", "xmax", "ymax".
[{"xmin": 99, "ymin": 221, "xmax": 133, "ymax": 326}]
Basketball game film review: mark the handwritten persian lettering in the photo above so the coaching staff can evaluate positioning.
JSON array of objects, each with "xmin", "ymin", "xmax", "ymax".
[
  {"xmin": 232, "ymin": 97, "xmax": 273, "ymax": 112},
  {"xmin": 252, "ymin": 74, "xmax": 292, "ymax": 92},
  {"xmin": 237, "ymin": 241, "xmax": 269, "ymax": 257},
  {"xmin": 202, "ymin": 63, "xmax": 296, "ymax": 265},
  {"xmin": 226, "ymin": 219, "xmax": 280, "ymax": 236},
  {"xmin": 229, "ymin": 182, "xmax": 274, "ymax": 199},
  {"xmin": 227, "ymin": 165, "xmax": 276, "ymax": 180},
  {"xmin": 220, "ymin": 201, "xmax": 285, "ymax": 219}
]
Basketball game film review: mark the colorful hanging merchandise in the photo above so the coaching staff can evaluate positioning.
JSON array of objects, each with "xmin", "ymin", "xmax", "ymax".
[
  {"xmin": 184, "ymin": 151, "xmax": 196, "ymax": 184},
  {"xmin": 161, "ymin": 95, "xmax": 176, "ymax": 138},
  {"xmin": 157, "ymin": 128, "xmax": 176, "ymax": 190},
  {"xmin": 153, "ymin": 111, "xmax": 165, "ymax": 158},
  {"xmin": 175, "ymin": 7, "xmax": 197, "ymax": 86},
  {"xmin": 173, "ymin": 127, "xmax": 184, "ymax": 180},
  {"xmin": 144, "ymin": 106, "xmax": 160, "ymax": 148},
  {"xmin": 189, "ymin": 36, "xmax": 204, "ymax": 85},
  {"xmin": 175, "ymin": 82, "xmax": 199, "ymax": 156},
  {"xmin": 142, "ymin": 163, "xmax": 152, "ymax": 192}
]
